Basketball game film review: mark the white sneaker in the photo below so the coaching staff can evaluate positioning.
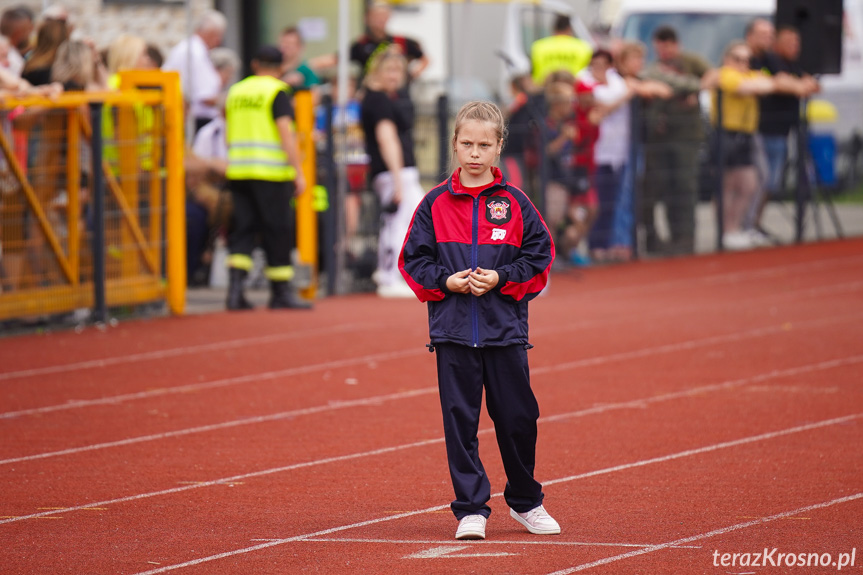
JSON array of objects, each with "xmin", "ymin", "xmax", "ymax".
[
  {"xmin": 510, "ymin": 505, "xmax": 561, "ymax": 535},
  {"xmin": 723, "ymin": 230, "xmax": 754, "ymax": 251},
  {"xmin": 455, "ymin": 514, "xmax": 487, "ymax": 540},
  {"xmin": 746, "ymin": 229, "xmax": 772, "ymax": 247}
]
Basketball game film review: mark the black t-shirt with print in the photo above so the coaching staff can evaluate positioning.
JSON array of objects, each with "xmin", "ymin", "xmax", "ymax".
[
  {"xmin": 350, "ymin": 34, "xmax": 424, "ymax": 79},
  {"xmin": 751, "ymin": 51, "xmax": 805, "ymax": 136}
]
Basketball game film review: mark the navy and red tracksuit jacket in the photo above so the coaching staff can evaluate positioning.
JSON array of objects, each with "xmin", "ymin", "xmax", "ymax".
[{"xmin": 399, "ymin": 167, "xmax": 555, "ymax": 348}]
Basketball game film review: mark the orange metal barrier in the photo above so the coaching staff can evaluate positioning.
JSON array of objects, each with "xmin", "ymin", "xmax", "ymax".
[{"xmin": 0, "ymin": 71, "xmax": 185, "ymax": 322}]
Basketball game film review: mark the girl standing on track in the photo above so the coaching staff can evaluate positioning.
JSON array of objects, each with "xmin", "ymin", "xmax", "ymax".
[{"xmin": 399, "ymin": 101, "xmax": 559, "ymax": 540}]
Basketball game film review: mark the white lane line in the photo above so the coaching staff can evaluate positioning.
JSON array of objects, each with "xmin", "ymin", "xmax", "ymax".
[
  {"xmin": 699, "ymin": 255, "xmax": 863, "ymax": 285},
  {"xmin": 545, "ymin": 493, "xmax": 863, "ymax": 575},
  {"xmin": 2, "ymin": 327, "xmax": 860, "ymax": 469},
  {"xmin": 2, "ymin": 253, "xmax": 859, "ymax": 382},
  {"xmin": 4, "ymin": 280, "xmax": 860, "ymax": 422},
  {"xmin": 2, "ymin": 306, "xmax": 859, "ymax": 467},
  {"xmin": 0, "ymin": 323, "xmax": 377, "ymax": 382},
  {"xmin": 2, "ymin": 357, "xmax": 858, "ymax": 524},
  {"xmin": 0, "ymin": 437, "xmax": 446, "ymax": 526},
  {"xmin": 126, "ymin": 413, "xmax": 863, "ymax": 575},
  {"xmin": 530, "ymin": 280, "xmax": 863, "ymax": 339},
  {"xmin": 541, "ymin": 413, "xmax": 862, "ymax": 489},
  {"xmin": 540, "ymin": 355, "xmax": 863, "ymax": 425},
  {"xmin": 0, "ymin": 388, "xmax": 438, "ymax": 466},
  {"xmin": 297, "ymin": 537, "xmax": 701, "ymax": 549},
  {"xmin": 0, "ymin": 347, "xmax": 425, "ymax": 420},
  {"xmin": 558, "ymin": 256, "xmax": 863, "ymax": 302},
  {"xmin": 533, "ymin": 316, "xmax": 863, "ymax": 377},
  {"xmin": 4, "ymin": 305, "xmax": 859, "ymax": 424}
]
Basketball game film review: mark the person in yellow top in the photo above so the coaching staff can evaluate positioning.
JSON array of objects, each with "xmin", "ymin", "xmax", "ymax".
[
  {"xmin": 224, "ymin": 45, "xmax": 310, "ymax": 310},
  {"xmin": 530, "ymin": 15, "xmax": 592, "ymax": 87},
  {"xmin": 710, "ymin": 41, "xmax": 778, "ymax": 250}
]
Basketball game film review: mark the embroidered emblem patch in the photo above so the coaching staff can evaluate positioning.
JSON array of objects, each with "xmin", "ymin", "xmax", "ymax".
[
  {"xmin": 486, "ymin": 199, "xmax": 511, "ymax": 224},
  {"xmin": 491, "ymin": 228, "xmax": 506, "ymax": 241}
]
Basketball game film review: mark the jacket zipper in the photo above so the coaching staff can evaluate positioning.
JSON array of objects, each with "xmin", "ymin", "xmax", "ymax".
[{"xmin": 471, "ymin": 195, "xmax": 480, "ymax": 347}]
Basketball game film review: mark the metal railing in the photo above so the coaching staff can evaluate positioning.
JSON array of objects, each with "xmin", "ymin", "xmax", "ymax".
[
  {"xmin": 0, "ymin": 71, "xmax": 185, "ymax": 324},
  {"xmin": 314, "ymin": 90, "xmax": 861, "ymax": 293}
]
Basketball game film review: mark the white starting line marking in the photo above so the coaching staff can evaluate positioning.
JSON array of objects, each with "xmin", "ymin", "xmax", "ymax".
[
  {"xmin": 404, "ymin": 545, "xmax": 515, "ymax": 559},
  {"xmin": 290, "ymin": 537, "xmax": 702, "ymax": 549},
  {"xmin": 545, "ymin": 492, "xmax": 863, "ymax": 575},
  {"xmin": 127, "ymin": 412, "xmax": 862, "ymax": 575}
]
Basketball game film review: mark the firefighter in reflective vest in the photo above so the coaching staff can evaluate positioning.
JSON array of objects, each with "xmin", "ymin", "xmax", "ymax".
[
  {"xmin": 530, "ymin": 14, "xmax": 593, "ymax": 87},
  {"xmin": 224, "ymin": 45, "xmax": 311, "ymax": 310}
]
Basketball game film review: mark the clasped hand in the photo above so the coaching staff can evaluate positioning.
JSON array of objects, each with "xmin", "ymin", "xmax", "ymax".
[{"xmin": 446, "ymin": 267, "xmax": 499, "ymax": 296}]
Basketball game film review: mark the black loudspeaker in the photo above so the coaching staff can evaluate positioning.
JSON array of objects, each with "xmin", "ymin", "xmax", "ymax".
[{"xmin": 775, "ymin": 0, "xmax": 843, "ymax": 75}]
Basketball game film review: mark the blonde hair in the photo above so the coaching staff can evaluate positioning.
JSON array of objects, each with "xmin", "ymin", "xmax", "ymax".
[
  {"xmin": 449, "ymin": 100, "xmax": 507, "ymax": 172},
  {"xmin": 51, "ymin": 40, "xmax": 93, "ymax": 88},
  {"xmin": 544, "ymin": 69, "xmax": 575, "ymax": 88},
  {"xmin": 107, "ymin": 34, "xmax": 146, "ymax": 74},
  {"xmin": 723, "ymin": 39, "xmax": 749, "ymax": 60},
  {"xmin": 618, "ymin": 41, "xmax": 645, "ymax": 62},
  {"xmin": 363, "ymin": 45, "xmax": 406, "ymax": 89}
]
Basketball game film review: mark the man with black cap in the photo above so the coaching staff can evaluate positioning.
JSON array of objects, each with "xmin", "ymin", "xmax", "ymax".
[{"xmin": 224, "ymin": 45, "xmax": 311, "ymax": 310}]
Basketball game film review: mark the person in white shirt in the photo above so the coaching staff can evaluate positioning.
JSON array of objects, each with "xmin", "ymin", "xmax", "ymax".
[
  {"xmin": 579, "ymin": 49, "xmax": 637, "ymax": 262},
  {"xmin": 0, "ymin": 5, "xmax": 34, "ymax": 78},
  {"xmin": 162, "ymin": 9, "xmax": 226, "ymax": 134},
  {"xmin": 0, "ymin": 36, "xmax": 14, "ymax": 75}
]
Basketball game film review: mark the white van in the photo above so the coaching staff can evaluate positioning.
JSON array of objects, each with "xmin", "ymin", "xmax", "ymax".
[
  {"xmin": 609, "ymin": 0, "xmax": 863, "ymax": 142},
  {"xmin": 387, "ymin": 0, "xmax": 595, "ymax": 106},
  {"xmin": 496, "ymin": 0, "xmax": 596, "ymax": 95}
]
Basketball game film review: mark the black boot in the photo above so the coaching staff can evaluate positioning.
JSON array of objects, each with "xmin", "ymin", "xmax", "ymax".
[
  {"xmin": 268, "ymin": 280, "xmax": 312, "ymax": 310},
  {"xmin": 226, "ymin": 268, "xmax": 254, "ymax": 311}
]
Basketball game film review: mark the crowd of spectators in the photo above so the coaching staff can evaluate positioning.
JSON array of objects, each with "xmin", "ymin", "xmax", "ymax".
[
  {"xmin": 508, "ymin": 14, "xmax": 820, "ymax": 263},
  {"xmin": 0, "ymin": 2, "xmax": 825, "ymax": 298}
]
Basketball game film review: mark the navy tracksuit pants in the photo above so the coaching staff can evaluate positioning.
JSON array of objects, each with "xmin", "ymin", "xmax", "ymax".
[{"xmin": 435, "ymin": 343, "xmax": 544, "ymax": 520}]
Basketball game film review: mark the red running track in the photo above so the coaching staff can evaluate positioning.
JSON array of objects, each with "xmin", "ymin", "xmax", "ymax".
[{"xmin": 1, "ymin": 239, "xmax": 862, "ymax": 574}]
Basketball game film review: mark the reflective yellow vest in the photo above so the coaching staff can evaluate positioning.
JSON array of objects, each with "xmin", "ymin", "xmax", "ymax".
[
  {"xmin": 530, "ymin": 34, "xmax": 593, "ymax": 86},
  {"xmin": 103, "ymin": 74, "xmax": 156, "ymax": 173},
  {"xmin": 225, "ymin": 75, "xmax": 297, "ymax": 182}
]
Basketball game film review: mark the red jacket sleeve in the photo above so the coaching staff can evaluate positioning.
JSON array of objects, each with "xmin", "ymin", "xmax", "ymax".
[
  {"xmin": 495, "ymin": 190, "xmax": 555, "ymax": 302},
  {"xmin": 399, "ymin": 192, "xmax": 451, "ymax": 302}
]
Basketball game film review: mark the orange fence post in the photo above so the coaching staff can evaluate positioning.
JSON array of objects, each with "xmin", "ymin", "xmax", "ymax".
[
  {"xmin": 0, "ymin": 77, "xmax": 185, "ymax": 321},
  {"xmin": 293, "ymin": 90, "xmax": 317, "ymax": 300}
]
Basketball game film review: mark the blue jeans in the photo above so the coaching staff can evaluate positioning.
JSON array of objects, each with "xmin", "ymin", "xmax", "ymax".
[
  {"xmin": 589, "ymin": 164, "xmax": 624, "ymax": 250},
  {"xmin": 762, "ymin": 135, "xmax": 788, "ymax": 195},
  {"xmin": 612, "ymin": 154, "xmax": 639, "ymax": 249},
  {"xmin": 744, "ymin": 134, "xmax": 787, "ymax": 230}
]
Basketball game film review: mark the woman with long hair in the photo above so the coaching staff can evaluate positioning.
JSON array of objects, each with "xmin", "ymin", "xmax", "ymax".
[
  {"xmin": 22, "ymin": 18, "xmax": 69, "ymax": 86},
  {"xmin": 360, "ymin": 46, "xmax": 424, "ymax": 297}
]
